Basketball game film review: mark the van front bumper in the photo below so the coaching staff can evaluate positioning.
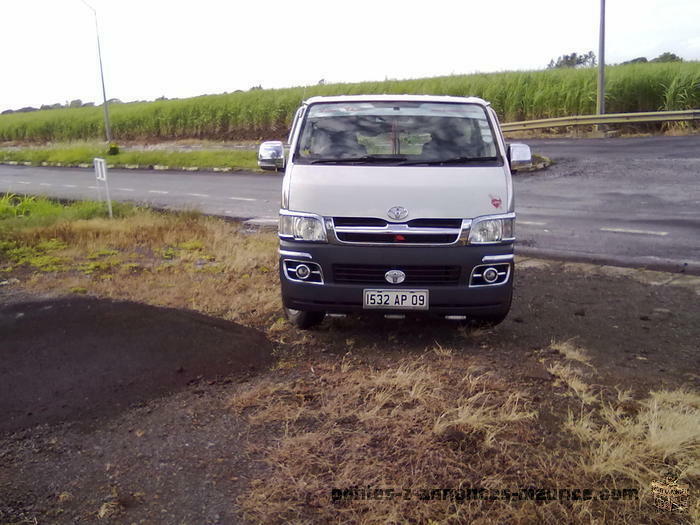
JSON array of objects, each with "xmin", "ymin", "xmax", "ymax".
[{"xmin": 279, "ymin": 240, "xmax": 514, "ymax": 316}]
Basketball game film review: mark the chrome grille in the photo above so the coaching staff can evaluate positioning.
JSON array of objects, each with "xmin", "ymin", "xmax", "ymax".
[{"xmin": 332, "ymin": 217, "xmax": 464, "ymax": 245}]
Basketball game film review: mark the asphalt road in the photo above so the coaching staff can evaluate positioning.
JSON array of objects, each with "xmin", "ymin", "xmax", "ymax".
[
  {"xmin": 0, "ymin": 168, "xmax": 281, "ymax": 219},
  {"xmin": 514, "ymin": 135, "xmax": 700, "ymax": 272},
  {"xmin": 1, "ymin": 135, "xmax": 698, "ymax": 272}
]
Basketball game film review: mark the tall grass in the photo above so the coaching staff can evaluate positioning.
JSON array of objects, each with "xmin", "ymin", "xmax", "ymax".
[{"xmin": 1, "ymin": 62, "xmax": 698, "ymax": 143}]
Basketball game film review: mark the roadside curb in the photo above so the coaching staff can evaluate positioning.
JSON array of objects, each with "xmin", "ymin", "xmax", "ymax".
[
  {"xmin": 517, "ymin": 246, "xmax": 700, "ymax": 276},
  {"xmin": 517, "ymin": 255, "xmax": 700, "ymax": 295},
  {"xmin": 242, "ymin": 217, "xmax": 278, "ymax": 232},
  {"xmin": 515, "ymin": 154, "xmax": 552, "ymax": 173},
  {"xmin": 0, "ymin": 160, "xmax": 262, "ymax": 174}
]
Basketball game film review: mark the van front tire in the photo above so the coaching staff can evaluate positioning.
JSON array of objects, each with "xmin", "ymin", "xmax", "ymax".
[
  {"xmin": 469, "ymin": 309, "xmax": 509, "ymax": 328},
  {"xmin": 468, "ymin": 287, "xmax": 512, "ymax": 328},
  {"xmin": 284, "ymin": 307, "xmax": 325, "ymax": 329}
]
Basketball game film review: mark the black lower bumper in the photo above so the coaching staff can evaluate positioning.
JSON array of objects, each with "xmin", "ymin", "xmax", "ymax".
[{"xmin": 279, "ymin": 241, "xmax": 514, "ymax": 317}]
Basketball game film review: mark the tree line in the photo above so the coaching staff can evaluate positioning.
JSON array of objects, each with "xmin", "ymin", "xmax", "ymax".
[{"xmin": 548, "ymin": 50, "xmax": 684, "ymax": 69}]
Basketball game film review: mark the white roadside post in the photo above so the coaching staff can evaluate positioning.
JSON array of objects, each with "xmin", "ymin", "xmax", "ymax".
[{"xmin": 93, "ymin": 157, "xmax": 113, "ymax": 218}]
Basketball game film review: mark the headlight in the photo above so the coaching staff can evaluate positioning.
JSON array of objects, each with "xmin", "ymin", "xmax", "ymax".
[
  {"xmin": 279, "ymin": 213, "xmax": 327, "ymax": 242},
  {"xmin": 468, "ymin": 217, "xmax": 515, "ymax": 244}
]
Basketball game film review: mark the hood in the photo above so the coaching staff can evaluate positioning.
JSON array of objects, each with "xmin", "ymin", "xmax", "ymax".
[{"xmin": 287, "ymin": 164, "xmax": 511, "ymax": 219}]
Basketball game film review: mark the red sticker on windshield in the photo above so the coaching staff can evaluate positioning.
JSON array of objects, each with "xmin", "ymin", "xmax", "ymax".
[{"xmin": 490, "ymin": 196, "xmax": 502, "ymax": 208}]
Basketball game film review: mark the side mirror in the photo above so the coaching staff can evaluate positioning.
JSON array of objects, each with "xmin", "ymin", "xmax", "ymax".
[
  {"xmin": 508, "ymin": 143, "xmax": 532, "ymax": 172},
  {"xmin": 258, "ymin": 141, "xmax": 286, "ymax": 171}
]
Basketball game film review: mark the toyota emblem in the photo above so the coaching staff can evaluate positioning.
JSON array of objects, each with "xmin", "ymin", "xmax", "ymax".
[
  {"xmin": 385, "ymin": 270, "xmax": 406, "ymax": 284},
  {"xmin": 387, "ymin": 206, "xmax": 408, "ymax": 220}
]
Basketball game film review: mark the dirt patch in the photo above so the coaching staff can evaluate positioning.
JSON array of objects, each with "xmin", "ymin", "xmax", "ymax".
[
  {"xmin": 279, "ymin": 260, "xmax": 699, "ymax": 395},
  {"xmin": 1, "ymin": 381, "xmax": 271, "ymax": 524},
  {"xmin": 0, "ymin": 297, "xmax": 273, "ymax": 433},
  {"xmin": 501, "ymin": 262, "xmax": 700, "ymax": 392}
]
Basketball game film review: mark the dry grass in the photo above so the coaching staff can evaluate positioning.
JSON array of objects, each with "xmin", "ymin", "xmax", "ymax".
[
  {"xmin": 545, "ymin": 340, "xmax": 599, "ymax": 406},
  {"xmin": 547, "ymin": 363, "xmax": 599, "ymax": 406},
  {"xmin": 230, "ymin": 349, "xmax": 698, "ymax": 524},
  {"xmin": 231, "ymin": 353, "xmax": 546, "ymax": 524},
  {"xmin": 565, "ymin": 390, "xmax": 700, "ymax": 520},
  {"xmin": 4, "ymin": 209, "xmax": 282, "ymax": 330},
  {"xmin": 550, "ymin": 339, "xmax": 594, "ymax": 369}
]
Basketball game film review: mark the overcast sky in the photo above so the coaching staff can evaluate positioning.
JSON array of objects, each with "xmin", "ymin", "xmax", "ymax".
[{"xmin": 1, "ymin": 0, "xmax": 698, "ymax": 112}]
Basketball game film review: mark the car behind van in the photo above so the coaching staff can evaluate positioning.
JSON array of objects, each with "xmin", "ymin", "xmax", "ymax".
[{"xmin": 261, "ymin": 95, "xmax": 531, "ymax": 328}]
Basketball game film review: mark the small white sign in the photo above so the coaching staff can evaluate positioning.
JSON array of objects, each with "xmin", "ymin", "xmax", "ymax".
[
  {"xmin": 93, "ymin": 157, "xmax": 113, "ymax": 218},
  {"xmin": 94, "ymin": 157, "xmax": 107, "ymax": 181}
]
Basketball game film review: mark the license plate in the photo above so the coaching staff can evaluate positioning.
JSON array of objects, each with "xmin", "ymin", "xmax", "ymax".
[{"xmin": 363, "ymin": 289, "xmax": 429, "ymax": 310}]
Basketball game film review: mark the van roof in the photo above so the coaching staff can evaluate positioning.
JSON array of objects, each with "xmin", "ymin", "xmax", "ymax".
[{"xmin": 304, "ymin": 94, "xmax": 489, "ymax": 106}]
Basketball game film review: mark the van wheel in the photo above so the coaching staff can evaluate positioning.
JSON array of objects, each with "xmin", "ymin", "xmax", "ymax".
[
  {"xmin": 469, "ymin": 310, "xmax": 509, "ymax": 328},
  {"xmin": 468, "ymin": 291, "xmax": 512, "ymax": 328},
  {"xmin": 284, "ymin": 307, "xmax": 325, "ymax": 329}
]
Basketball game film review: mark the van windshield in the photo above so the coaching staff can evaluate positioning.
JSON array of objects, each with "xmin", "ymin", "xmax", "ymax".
[{"xmin": 294, "ymin": 101, "xmax": 500, "ymax": 165}]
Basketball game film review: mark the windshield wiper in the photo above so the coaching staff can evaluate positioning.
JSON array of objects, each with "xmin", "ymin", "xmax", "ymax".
[
  {"xmin": 400, "ymin": 156, "xmax": 499, "ymax": 166},
  {"xmin": 309, "ymin": 155, "xmax": 407, "ymax": 164}
]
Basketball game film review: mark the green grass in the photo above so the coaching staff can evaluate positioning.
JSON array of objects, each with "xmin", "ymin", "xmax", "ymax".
[
  {"xmin": 0, "ymin": 193, "xmax": 132, "ymax": 232},
  {"xmin": 0, "ymin": 143, "xmax": 258, "ymax": 170},
  {"xmin": 1, "ymin": 62, "xmax": 698, "ymax": 143},
  {"xmin": 0, "ymin": 194, "xmax": 136, "ymax": 273}
]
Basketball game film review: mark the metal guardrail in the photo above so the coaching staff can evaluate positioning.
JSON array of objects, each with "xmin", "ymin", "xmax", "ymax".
[{"xmin": 501, "ymin": 109, "xmax": 700, "ymax": 132}]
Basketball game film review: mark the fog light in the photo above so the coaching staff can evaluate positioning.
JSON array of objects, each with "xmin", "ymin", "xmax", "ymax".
[
  {"xmin": 295, "ymin": 264, "xmax": 311, "ymax": 280},
  {"xmin": 483, "ymin": 267, "xmax": 499, "ymax": 283}
]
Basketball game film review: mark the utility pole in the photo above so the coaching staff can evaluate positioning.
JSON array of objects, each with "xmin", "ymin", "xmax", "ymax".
[
  {"xmin": 596, "ymin": 0, "xmax": 606, "ymax": 116},
  {"xmin": 81, "ymin": 0, "xmax": 113, "ymax": 143}
]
